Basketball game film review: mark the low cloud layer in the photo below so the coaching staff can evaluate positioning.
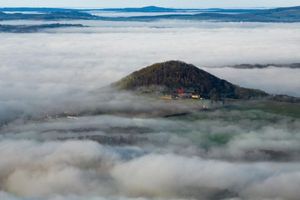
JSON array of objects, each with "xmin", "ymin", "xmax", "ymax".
[
  {"xmin": 0, "ymin": 21, "xmax": 300, "ymax": 123},
  {"xmin": 0, "ymin": 106, "xmax": 300, "ymax": 199},
  {"xmin": 204, "ymin": 67, "xmax": 300, "ymax": 97},
  {"xmin": 1, "ymin": 138, "xmax": 300, "ymax": 200},
  {"xmin": 0, "ymin": 20, "xmax": 300, "ymax": 200}
]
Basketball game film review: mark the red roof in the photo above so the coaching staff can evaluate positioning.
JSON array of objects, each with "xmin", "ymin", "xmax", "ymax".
[{"xmin": 177, "ymin": 88, "xmax": 185, "ymax": 94}]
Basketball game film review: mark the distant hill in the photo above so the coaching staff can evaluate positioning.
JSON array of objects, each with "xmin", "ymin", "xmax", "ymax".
[
  {"xmin": 1, "ymin": 6, "xmax": 300, "ymax": 22},
  {"xmin": 0, "ymin": 7, "xmax": 75, "ymax": 12},
  {"xmin": 94, "ymin": 6, "xmax": 180, "ymax": 13},
  {"xmin": 225, "ymin": 63, "xmax": 300, "ymax": 69},
  {"xmin": 0, "ymin": 9, "xmax": 99, "ymax": 20},
  {"xmin": 113, "ymin": 61, "xmax": 268, "ymax": 100},
  {"xmin": 125, "ymin": 6, "xmax": 300, "ymax": 22},
  {"xmin": 0, "ymin": 23, "xmax": 84, "ymax": 33}
]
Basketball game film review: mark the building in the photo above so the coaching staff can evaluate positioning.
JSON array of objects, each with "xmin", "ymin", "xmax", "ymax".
[{"xmin": 191, "ymin": 94, "xmax": 201, "ymax": 99}]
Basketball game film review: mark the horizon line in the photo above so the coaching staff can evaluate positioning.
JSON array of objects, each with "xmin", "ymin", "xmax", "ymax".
[{"xmin": 0, "ymin": 5, "xmax": 281, "ymax": 10}]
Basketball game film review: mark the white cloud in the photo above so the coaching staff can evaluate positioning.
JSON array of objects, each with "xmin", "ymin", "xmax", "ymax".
[
  {"xmin": 0, "ymin": 21, "xmax": 300, "ymax": 200},
  {"xmin": 1, "ymin": 139, "xmax": 300, "ymax": 199},
  {"xmin": 0, "ymin": 21, "xmax": 299, "ymax": 123}
]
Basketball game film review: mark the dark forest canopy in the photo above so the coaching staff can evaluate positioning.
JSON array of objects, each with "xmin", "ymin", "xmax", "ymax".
[{"xmin": 113, "ymin": 61, "xmax": 269, "ymax": 100}]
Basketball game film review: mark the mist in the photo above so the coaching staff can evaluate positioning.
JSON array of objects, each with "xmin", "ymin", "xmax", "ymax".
[
  {"xmin": 0, "ymin": 21, "xmax": 299, "ymax": 122},
  {"xmin": 1, "ymin": 103, "xmax": 300, "ymax": 199},
  {"xmin": 0, "ymin": 19, "xmax": 300, "ymax": 200}
]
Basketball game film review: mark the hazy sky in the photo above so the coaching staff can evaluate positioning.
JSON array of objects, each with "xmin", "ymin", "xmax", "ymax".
[{"xmin": 0, "ymin": 0, "xmax": 299, "ymax": 8}]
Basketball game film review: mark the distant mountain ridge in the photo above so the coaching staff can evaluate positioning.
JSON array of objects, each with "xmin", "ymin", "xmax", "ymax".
[
  {"xmin": 225, "ymin": 63, "xmax": 300, "ymax": 69},
  {"xmin": 1, "ymin": 6, "xmax": 300, "ymax": 22},
  {"xmin": 0, "ymin": 6, "xmax": 241, "ymax": 13},
  {"xmin": 0, "ymin": 9, "xmax": 99, "ymax": 20},
  {"xmin": 113, "ymin": 61, "xmax": 268, "ymax": 100},
  {"xmin": 0, "ymin": 23, "xmax": 84, "ymax": 33},
  {"xmin": 93, "ymin": 6, "xmax": 181, "ymax": 13},
  {"xmin": 123, "ymin": 6, "xmax": 300, "ymax": 22}
]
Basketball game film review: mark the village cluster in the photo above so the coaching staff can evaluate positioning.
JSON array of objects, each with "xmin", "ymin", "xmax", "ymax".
[{"xmin": 161, "ymin": 88, "xmax": 203, "ymax": 100}]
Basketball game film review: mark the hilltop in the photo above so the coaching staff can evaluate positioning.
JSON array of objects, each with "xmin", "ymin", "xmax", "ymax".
[{"xmin": 113, "ymin": 61, "xmax": 268, "ymax": 100}]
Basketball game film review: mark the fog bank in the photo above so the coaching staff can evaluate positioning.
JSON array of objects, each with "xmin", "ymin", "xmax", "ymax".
[{"xmin": 0, "ymin": 20, "xmax": 300, "ymax": 200}]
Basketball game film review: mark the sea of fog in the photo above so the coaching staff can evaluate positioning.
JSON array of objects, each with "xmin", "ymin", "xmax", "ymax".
[{"xmin": 0, "ymin": 20, "xmax": 300, "ymax": 200}]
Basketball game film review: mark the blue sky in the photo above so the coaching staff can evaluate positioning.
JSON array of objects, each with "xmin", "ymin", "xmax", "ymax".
[{"xmin": 0, "ymin": 0, "xmax": 299, "ymax": 8}]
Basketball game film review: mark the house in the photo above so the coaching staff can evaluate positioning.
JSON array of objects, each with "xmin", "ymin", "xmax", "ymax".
[
  {"xmin": 191, "ymin": 94, "xmax": 201, "ymax": 99},
  {"xmin": 160, "ymin": 95, "xmax": 174, "ymax": 100},
  {"xmin": 160, "ymin": 88, "xmax": 203, "ymax": 100},
  {"xmin": 176, "ymin": 88, "xmax": 190, "ymax": 98}
]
